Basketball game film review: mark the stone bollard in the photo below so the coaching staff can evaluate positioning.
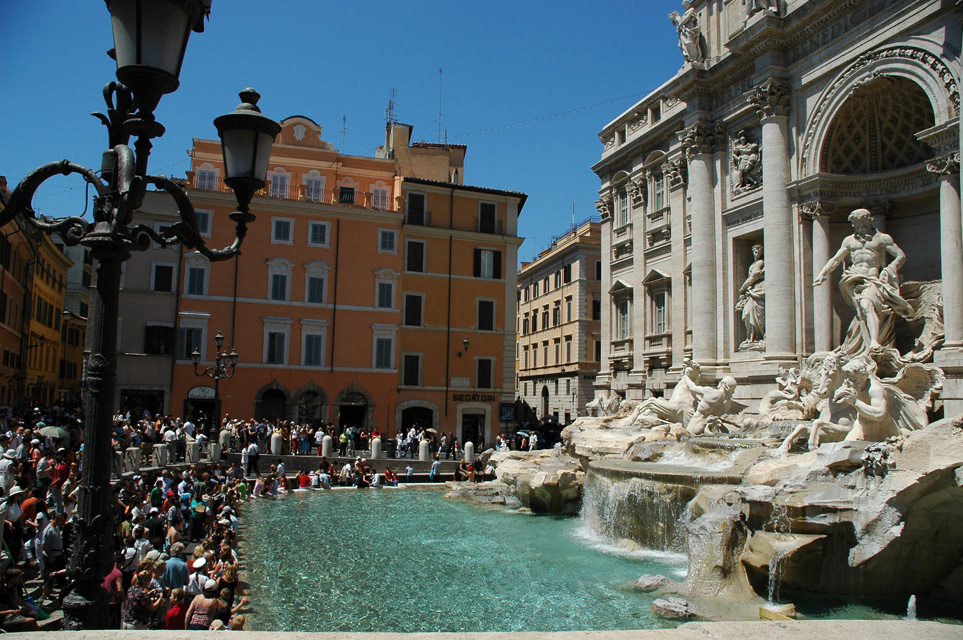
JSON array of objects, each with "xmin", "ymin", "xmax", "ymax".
[
  {"xmin": 464, "ymin": 441, "xmax": 474, "ymax": 463},
  {"xmin": 321, "ymin": 435, "xmax": 333, "ymax": 458},
  {"xmin": 185, "ymin": 441, "xmax": 200, "ymax": 464},
  {"xmin": 125, "ymin": 447, "xmax": 141, "ymax": 474},
  {"xmin": 419, "ymin": 439, "xmax": 429, "ymax": 461},
  {"xmin": 219, "ymin": 429, "xmax": 231, "ymax": 453},
  {"xmin": 112, "ymin": 450, "xmax": 124, "ymax": 479},
  {"xmin": 211, "ymin": 441, "xmax": 221, "ymax": 463},
  {"xmin": 152, "ymin": 444, "xmax": 168, "ymax": 468},
  {"xmin": 271, "ymin": 431, "xmax": 283, "ymax": 455},
  {"xmin": 371, "ymin": 437, "xmax": 382, "ymax": 459}
]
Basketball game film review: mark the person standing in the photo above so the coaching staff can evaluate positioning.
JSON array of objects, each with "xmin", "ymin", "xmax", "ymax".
[
  {"xmin": 41, "ymin": 512, "xmax": 66, "ymax": 600},
  {"xmin": 429, "ymin": 456, "xmax": 441, "ymax": 482},
  {"xmin": 103, "ymin": 553, "xmax": 126, "ymax": 628},
  {"xmin": 246, "ymin": 441, "xmax": 259, "ymax": 478}
]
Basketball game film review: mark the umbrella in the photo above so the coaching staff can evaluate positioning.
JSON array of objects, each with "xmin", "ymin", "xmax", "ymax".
[
  {"xmin": 38, "ymin": 426, "xmax": 70, "ymax": 441},
  {"xmin": 424, "ymin": 428, "xmax": 438, "ymax": 434}
]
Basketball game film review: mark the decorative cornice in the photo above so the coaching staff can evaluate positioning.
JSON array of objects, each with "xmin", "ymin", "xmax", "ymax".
[
  {"xmin": 746, "ymin": 78, "xmax": 791, "ymax": 119},
  {"xmin": 926, "ymin": 152, "xmax": 961, "ymax": 177}
]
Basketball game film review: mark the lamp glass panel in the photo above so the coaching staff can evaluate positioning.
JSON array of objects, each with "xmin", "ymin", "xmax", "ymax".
[
  {"xmin": 221, "ymin": 129, "xmax": 257, "ymax": 178},
  {"xmin": 111, "ymin": 1, "xmax": 192, "ymax": 78}
]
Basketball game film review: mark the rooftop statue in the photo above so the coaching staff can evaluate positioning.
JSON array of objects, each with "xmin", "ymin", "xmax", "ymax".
[
  {"xmin": 813, "ymin": 208, "xmax": 913, "ymax": 356},
  {"xmin": 669, "ymin": 1, "xmax": 706, "ymax": 64},
  {"xmin": 743, "ymin": 0, "xmax": 778, "ymax": 19}
]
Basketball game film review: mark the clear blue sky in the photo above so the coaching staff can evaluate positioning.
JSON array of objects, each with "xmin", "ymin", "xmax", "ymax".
[{"xmin": 1, "ymin": 1, "xmax": 682, "ymax": 263}]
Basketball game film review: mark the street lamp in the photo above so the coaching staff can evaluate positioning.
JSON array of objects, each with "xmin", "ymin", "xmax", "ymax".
[
  {"xmin": 0, "ymin": 1, "xmax": 279, "ymax": 629},
  {"xmin": 191, "ymin": 330, "xmax": 238, "ymax": 440}
]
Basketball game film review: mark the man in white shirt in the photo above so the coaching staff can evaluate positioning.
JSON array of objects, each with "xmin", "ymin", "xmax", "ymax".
[
  {"xmin": 246, "ymin": 441, "xmax": 259, "ymax": 477},
  {"xmin": 183, "ymin": 419, "xmax": 195, "ymax": 438}
]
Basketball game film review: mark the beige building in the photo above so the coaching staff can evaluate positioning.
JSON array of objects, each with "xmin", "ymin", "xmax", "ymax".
[
  {"xmin": 592, "ymin": 0, "xmax": 961, "ymax": 409},
  {"xmin": 517, "ymin": 218, "xmax": 602, "ymax": 425},
  {"xmin": 115, "ymin": 190, "xmax": 183, "ymax": 417}
]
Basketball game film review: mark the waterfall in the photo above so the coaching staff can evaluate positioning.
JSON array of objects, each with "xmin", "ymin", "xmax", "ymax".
[
  {"xmin": 906, "ymin": 594, "xmax": 917, "ymax": 620},
  {"xmin": 579, "ymin": 469, "xmax": 693, "ymax": 553},
  {"xmin": 766, "ymin": 503, "xmax": 792, "ymax": 603}
]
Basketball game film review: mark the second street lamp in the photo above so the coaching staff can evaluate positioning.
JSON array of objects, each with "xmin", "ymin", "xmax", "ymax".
[
  {"xmin": 191, "ymin": 331, "xmax": 238, "ymax": 441},
  {"xmin": 0, "ymin": 1, "xmax": 280, "ymax": 629}
]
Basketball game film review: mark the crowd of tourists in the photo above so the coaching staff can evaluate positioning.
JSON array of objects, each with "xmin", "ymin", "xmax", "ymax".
[
  {"xmin": 0, "ymin": 404, "xmax": 256, "ymax": 631},
  {"xmin": 0, "ymin": 402, "xmax": 532, "ymax": 631}
]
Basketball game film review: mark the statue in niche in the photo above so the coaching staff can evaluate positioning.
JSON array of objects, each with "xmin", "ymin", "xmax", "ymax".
[
  {"xmin": 669, "ymin": 1, "xmax": 706, "ymax": 64},
  {"xmin": 743, "ymin": 0, "xmax": 778, "ymax": 19},
  {"xmin": 730, "ymin": 131, "xmax": 761, "ymax": 193},
  {"xmin": 777, "ymin": 356, "xmax": 927, "ymax": 452},
  {"xmin": 814, "ymin": 208, "xmax": 913, "ymax": 356},
  {"xmin": 629, "ymin": 359, "xmax": 701, "ymax": 428},
  {"xmin": 683, "ymin": 376, "xmax": 745, "ymax": 436},
  {"xmin": 736, "ymin": 243, "xmax": 765, "ymax": 350}
]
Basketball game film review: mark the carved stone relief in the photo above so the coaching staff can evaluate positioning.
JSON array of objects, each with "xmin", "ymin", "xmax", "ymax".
[
  {"xmin": 730, "ymin": 129, "xmax": 762, "ymax": 195},
  {"xmin": 746, "ymin": 78, "xmax": 791, "ymax": 119}
]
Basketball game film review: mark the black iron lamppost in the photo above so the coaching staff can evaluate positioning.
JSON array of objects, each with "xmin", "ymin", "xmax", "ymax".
[
  {"xmin": 191, "ymin": 330, "xmax": 238, "ymax": 439},
  {"xmin": 0, "ymin": 1, "xmax": 279, "ymax": 629}
]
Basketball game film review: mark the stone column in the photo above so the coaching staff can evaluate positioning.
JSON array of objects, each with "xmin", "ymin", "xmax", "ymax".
[
  {"xmin": 803, "ymin": 200, "xmax": 837, "ymax": 353},
  {"xmin": 679, "ymin": 123, "xmax": 718, "ymax": 364},
  {"xmin": 929, "ymin": 153, "xmax": 963, "ymax": 346},
  {"xmin": 748, "ymin": 78, "xmax": 795, "ymax": 358}
]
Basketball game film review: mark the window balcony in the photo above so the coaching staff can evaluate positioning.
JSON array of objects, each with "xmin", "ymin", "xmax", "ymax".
[{"xmin": 644, "ymin": 332, "xmax": 672, "ymax": 355}]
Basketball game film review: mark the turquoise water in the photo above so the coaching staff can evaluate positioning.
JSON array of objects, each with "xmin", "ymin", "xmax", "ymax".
[{"xmin": 239, "ymin": 488, "xmax": 689, "ymax": 632}]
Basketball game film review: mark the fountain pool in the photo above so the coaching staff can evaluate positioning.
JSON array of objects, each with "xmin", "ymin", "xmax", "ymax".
[{"xmin": 239, "ymin": 488, "xmax": 687, "ymax": 632}]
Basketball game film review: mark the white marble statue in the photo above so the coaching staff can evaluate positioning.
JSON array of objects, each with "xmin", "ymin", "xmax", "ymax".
[
  {"xmin": 778, "ymin": 356, "xmax": 927, "ymax": 452},
  {"xmin": 669, "ymin": 1, "xmax": 705, "ymax": 64},
  {"xmin": 757, "ymin": 367, "xmax": 805, "ymax": 420},
  {"xmin": 683, "ymin": 376, "xmax": 745, "ymax": 436},
  {"xmin": 814, "ymin": 208, "xmax": 913, "ymax": 356},
  {"xmin": 743, "ymin": 0, "xmax": 778, "ymax": 19},
  {"xmin": 736, "ymin": 243, "xmax": 765, "ymax": 349},
  {"xmin": 629, "ymin": 360, "xmax": 701, "ymax": 428},
  {"xmin": 585, "ymin": 390, "xmax": 622, "ymax": 417},
  {"xmin": 731, "ymin": 130, "xmax": 761, "ymax": 193}
]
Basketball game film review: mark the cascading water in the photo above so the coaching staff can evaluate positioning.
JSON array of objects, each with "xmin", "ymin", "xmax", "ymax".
[
  {"xmin": 579, "ymin": 468, "xmax": 693, "ymax": 553},
  {"xmin": 906, "ymin": 594, "xmax": 917, "ymax": 620},
  {"xmin": 766, "ymin": 502, "xmax": 793, "ymax": 603}
]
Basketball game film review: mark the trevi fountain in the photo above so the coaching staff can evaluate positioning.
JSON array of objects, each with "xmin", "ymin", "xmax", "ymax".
[{"xmin": 457, "ymin": 206, "xmax": 963, "ymax": 625}]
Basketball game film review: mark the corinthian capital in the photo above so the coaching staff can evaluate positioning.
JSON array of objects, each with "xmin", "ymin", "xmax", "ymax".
[
  {"xmin": 927, "ymin": 152, "xmax": 961, "ymax": 176},
  {"xmin": 746, "ymin": 78, "xmax": 791, "ymax": 119},
  {"xmin": 800, "ymin": 199, "xmax": 838, "ymax": 220},
  {"xmin": 678, "ymin": 122, "xmax": 720, "ymax": 160},
  {"xmin": 595, "ymin": 195, "xmax": 613, "ymax": 219}
]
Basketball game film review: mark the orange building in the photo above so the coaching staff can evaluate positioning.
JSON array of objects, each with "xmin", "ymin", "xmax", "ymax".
[
  {"xmin": 25, "ymin": 235, "xmax": 73, "ymax": 408},
  {"xmin": 395, "ymin": 177, "xmax": 525, "ymax": 447},
  {"xmin": 0, "ymin": 178, "xmax": 38, "ymax": 410},
  {"xmin": 164, "ymin": 117, "xmax": 523, "ymax": 446}
]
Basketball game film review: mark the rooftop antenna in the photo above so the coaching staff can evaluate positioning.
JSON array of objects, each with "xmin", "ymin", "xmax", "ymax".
[
  {"xmin": 340, "ymin": 115, "xmax": 348, "ymax": 153},
  {"xmin": 385, "ymin": 88, "xmax": 397, "ymax": 127},
  {"xmin": 435, "ymin": 67, "xmax": 445, "ymax": 144}
]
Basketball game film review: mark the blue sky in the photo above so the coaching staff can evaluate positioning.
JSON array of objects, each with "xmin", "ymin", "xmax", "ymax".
[{"xmin": 1, "ymin": 1, "xmax": 682, "ymax": 263}]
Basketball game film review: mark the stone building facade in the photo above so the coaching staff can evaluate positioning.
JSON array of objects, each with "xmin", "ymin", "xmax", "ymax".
[
  {"xmin": 516, "ymin": 219, "xmax": 602, "ymax": 426},
  {"xmin": 592, "ymin": 0, "xmax": 962, "ymax": 410}
]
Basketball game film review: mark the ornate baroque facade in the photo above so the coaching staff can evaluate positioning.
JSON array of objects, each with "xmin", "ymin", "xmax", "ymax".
[{"xmin": 592, "ymin": 0, "xmax": 963, "ymax": 410}]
